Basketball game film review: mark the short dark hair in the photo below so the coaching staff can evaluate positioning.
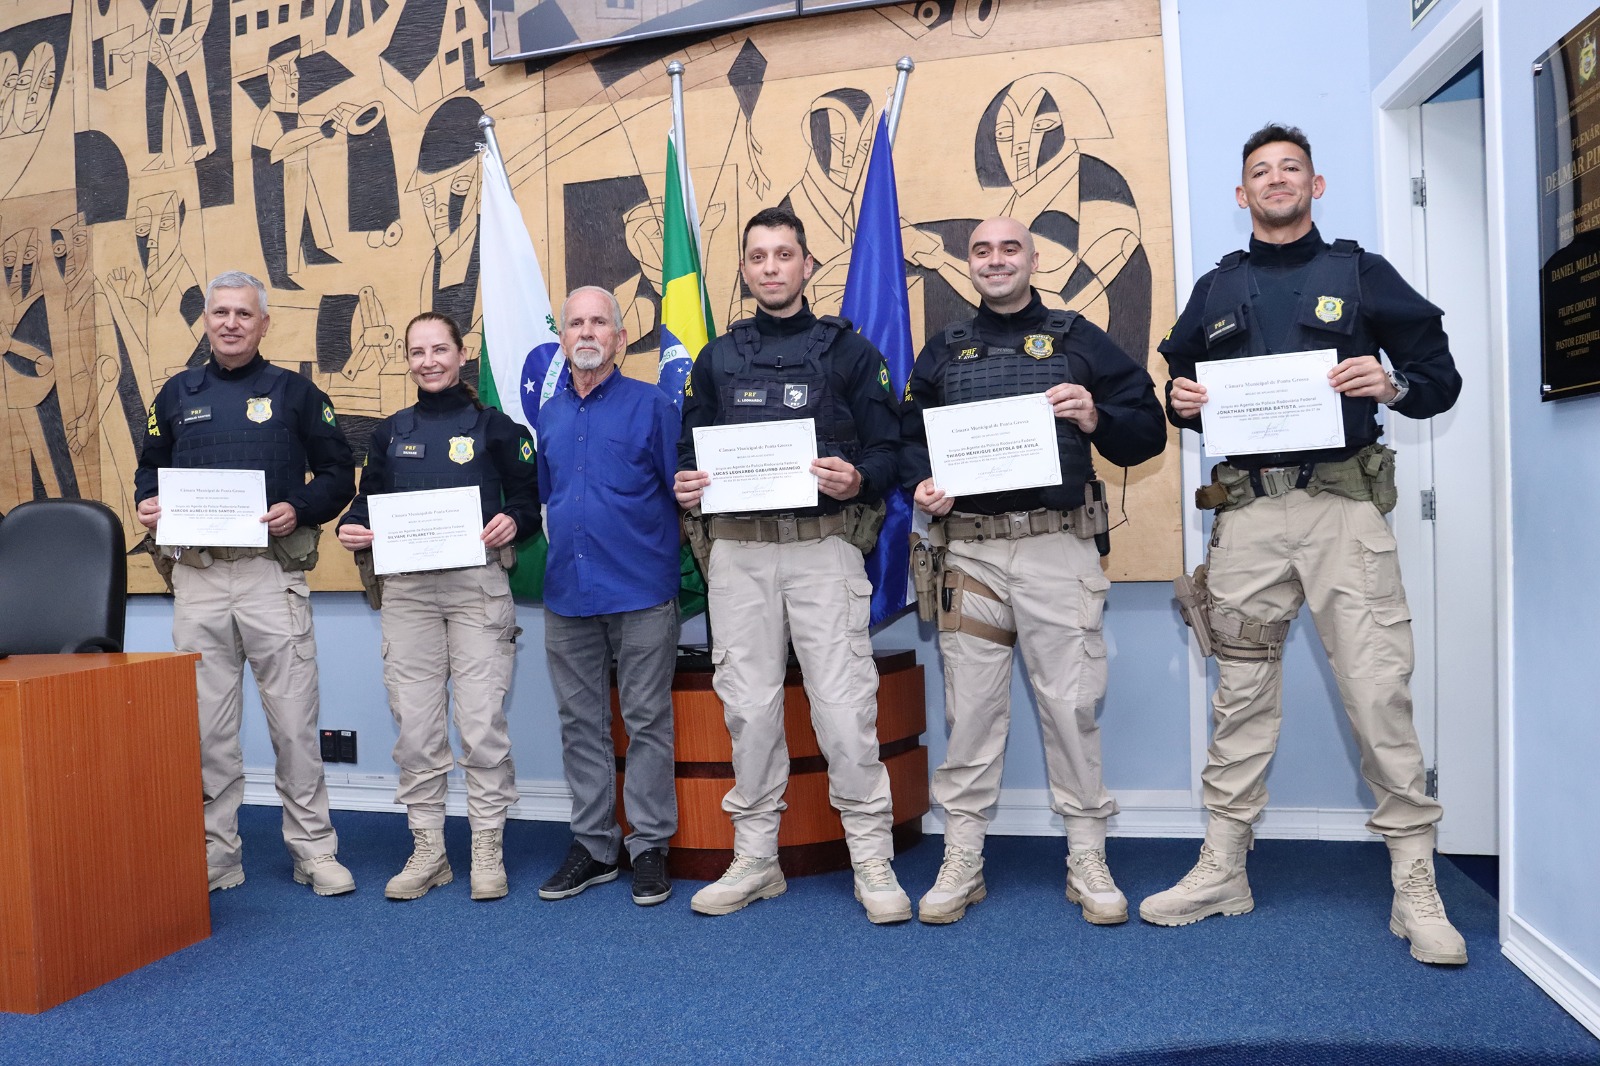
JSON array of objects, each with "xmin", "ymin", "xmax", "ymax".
[
  {"xmin": 742, "ymin": 206, "xmax": 809, "ymax": 258},
  {"xmin": 1241, "ymin": 123, "xmax": 1312, "ymax": 171}
]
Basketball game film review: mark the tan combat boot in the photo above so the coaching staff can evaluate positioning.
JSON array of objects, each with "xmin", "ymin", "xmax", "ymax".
[
  {"xmin": 385, "ymin": 828, "xmax": 452, "ymax": 900},
  {"xmin": 1139, "ymin": 842, "xmax": 1253, "ymax": 926},
  {"xmin": 470, "ymin": 828, "xmax": 508, "ymax": 901},
  {"xmin": 1066, "ymin": 848, "xmax": 1128, "ymax": 925},
  {"xmin": 918, "ymin": 846, "xmax": 986, "ymax": 924},
  {"xmin": 1390, "ymin": 855, "xmax": 1468, "ymax": 965}
]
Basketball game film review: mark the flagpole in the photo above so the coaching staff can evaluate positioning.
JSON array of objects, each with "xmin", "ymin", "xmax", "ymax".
[
  {"xmin": 477, "ymin": 112, "xmax": 504, "ymax": 163},
  {"xmin": 666, "ymin": 62, "xmax": 699, "ymax": 248},
  {"xmin": 885, "ymin": 57, "xmax": 914, "ymax": 146}
]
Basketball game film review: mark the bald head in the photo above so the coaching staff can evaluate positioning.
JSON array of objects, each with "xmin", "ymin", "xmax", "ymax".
[{"xmin": 966, "ymin": 216, "xmax": 1038, "ymax": 314}]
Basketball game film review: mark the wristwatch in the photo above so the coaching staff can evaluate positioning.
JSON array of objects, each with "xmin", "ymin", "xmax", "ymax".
[{"xmin": 1384, "ymin": 369, "xmax": 1410, "ymax": 408}]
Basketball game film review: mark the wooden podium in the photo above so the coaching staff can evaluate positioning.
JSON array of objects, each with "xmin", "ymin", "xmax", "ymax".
[
  {"xmin": 0, "ymin": 653, "xmax": 210, "ymax": 1014},
  {"xmin": 613, "ymin": 651, "xmax": 929, "ymax": 880}
]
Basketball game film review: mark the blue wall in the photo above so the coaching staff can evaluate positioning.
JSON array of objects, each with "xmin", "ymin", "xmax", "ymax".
[{"xmin": 1490, "ymin": 0, "xmax": 1600, "ymax": 981}]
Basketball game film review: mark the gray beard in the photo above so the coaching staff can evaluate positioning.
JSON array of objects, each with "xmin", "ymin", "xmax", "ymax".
[{"xmin": 571, "ymin": 350, "xmax": 606, "ymax": 371}]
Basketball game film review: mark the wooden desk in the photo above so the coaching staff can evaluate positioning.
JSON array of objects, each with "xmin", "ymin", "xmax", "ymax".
[
  {"xmin": 0, "ymin": 653, "xmax": 210, "ymax": 1014},
  {"xmin": 613, "ymin": 651, "xmax": 929, "ymax": 880}
]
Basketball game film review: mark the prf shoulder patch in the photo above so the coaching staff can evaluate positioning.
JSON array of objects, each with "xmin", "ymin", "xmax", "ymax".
[
  {"xmin": 322, "ymin": 401, "xmax": 336, "ymax": 425},
  {"xmin": 146, "ymin": 402, "xmax": 160, "ymax": 436},
  {"xmin": 1314, "ymin": 296, "xmax": 1344, "ymax": 323}
]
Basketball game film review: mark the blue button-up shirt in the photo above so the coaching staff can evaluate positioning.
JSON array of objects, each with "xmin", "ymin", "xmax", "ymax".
[{"xmin": 536, "ymin": 367, "xmax": 681, "ymax": 618}]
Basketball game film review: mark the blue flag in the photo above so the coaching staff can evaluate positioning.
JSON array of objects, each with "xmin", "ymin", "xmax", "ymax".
[{"xmin": 841, "ymin": 114, "xmax": 913, "ymax": 627}]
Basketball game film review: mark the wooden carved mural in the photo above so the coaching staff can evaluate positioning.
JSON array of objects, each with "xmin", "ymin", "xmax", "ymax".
[{"xmin": 0, "ymin": 0, "xmax": 1180, "ymax": 593}]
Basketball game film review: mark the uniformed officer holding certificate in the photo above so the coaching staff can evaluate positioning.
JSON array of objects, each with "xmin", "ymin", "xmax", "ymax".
[
  {"xmin": 135, "ymin": 270, "xmax": 357, "ymax": 897},
  {"xmin": 901, "ymin": 217, "xmax": 1165, "ymax": 925}
]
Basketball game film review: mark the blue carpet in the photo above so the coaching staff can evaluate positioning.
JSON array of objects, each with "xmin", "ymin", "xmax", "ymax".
[{"xmin": 2, "ymin": 807, "xmax": 1595, "ymax": 1065}]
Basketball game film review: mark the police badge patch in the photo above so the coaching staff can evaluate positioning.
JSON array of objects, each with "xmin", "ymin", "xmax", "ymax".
[
  {"xmin": 246, "ymin": 397, "xmax": 272, "ymax": 423},
  {"xmin": 1023, "ymin": 334, "xmax": 1054, "ymax": 359},
  {"xmin": 448, "ymin": 436, "xmax": 475, "ymax": 464},
  {"xmin": 783, "ymin": 384, "xmax": 808, "ymax": 409},
  {"xmin": 1314, "ymin": 296, "xmax": 1344, "ymax": 323}
]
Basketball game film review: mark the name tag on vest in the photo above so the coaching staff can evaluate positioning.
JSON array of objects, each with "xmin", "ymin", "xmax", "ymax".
[
  {"xmin": 734, "ymin": 388, "xmax": 767, "ymax": 405},
  {"xmin": 395, "ymin": 443, "xmax": 426, "ymax": 459},
  {"xmin": 179, "ymin": 405, "xmax": 212, "ymax": 425},
  {"xmin": 1206, "ymin": 312, "xmax": 1239, "ymax": 343}
]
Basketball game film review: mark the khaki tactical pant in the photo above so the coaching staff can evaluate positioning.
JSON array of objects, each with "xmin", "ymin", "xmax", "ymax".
[
  {"xmin": 380, "ymin": 560, "xmax": 519, "ymax": 830},
  {"xmin": 706, "ymin": 534, "xmax": 894, "ymax": 860},
  {"xmin": 935, "ymin": 528, "xmax": 1117, "ymax": 852},
  {"xmin": 172, "ymin": 554, "xmax": 337, "ymax": 868},
  {"xmin": 1203, "ymin": 489, "xmax": 1440, "ymax": 858}
]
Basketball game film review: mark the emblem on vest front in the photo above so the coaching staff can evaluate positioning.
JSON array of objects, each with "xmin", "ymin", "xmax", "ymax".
[
  {"xmin": 1314, "ymin": 296, "xmax": 1344, "ymax": 323},
  {"xmin": 734, "ymin": 388, "xmax": 767, "ymax": 405},
  {"xmin": 246, "ymin": 397, "xmax": 272, "ymax": 423},
  {"xmin": 448, "ymin": 436, "xmax": 474, "ymax": 464},
  {"xmin": 783, "ymin": 383, "xmax": 809, "ymax": 409},
  {"xmin": 1024, "ymin": 334, "xmax": 1054, "ymax": 359}
]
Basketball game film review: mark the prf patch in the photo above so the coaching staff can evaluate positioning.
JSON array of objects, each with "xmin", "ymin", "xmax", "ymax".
[
  {"xmin": 179, "ymin": 405, "xmax": 211, "ymax": 425},
  {"xmin": 448, "ymin": 436, "xmax": 474, "ymax": 464},
  {"xmin": 518, "ymin": 439, "xmax": 535, "ymax": 464},
  {"xmin": 396, "ymin": 443, "xmax": 426, "ymax": 459},
  {"xmin": 1314, "ymin": 296, "xmax": 1344, "ymax": 323},
  {"xmin": 1023, "ymin": 334, "xmax": 1054, "ymax": 360},
  {"xmin": 877, "ymin": 364, "xmax": 891, "ymax": 394},
  {"xmin": 902, "ymin": 379, "xmax": 913, "ymax": 403},
  {"xmin": 954, "ymin": 346, "xmax": 980, "ymax": 362},
  {"xmin": 1206, "ymin": 313, "xmax": 1239, "ymax": 343},
  {"xmin": 146, "ymin": 402, "xmax": 160, "ymax": 437},
  {"xmin": 783, "ymin": 383, "xmax": 809, "ymax": 409},
  {"xmin": 322, "ymin": 401, "xmax": 336, "ymax": 425},
  {"xmin": 733, "ymin": 387, "xmax": 767, "ymax": 406},
  {"xmin": 246, "ymin": 397, "xmax": 272, "ymax": 423}
]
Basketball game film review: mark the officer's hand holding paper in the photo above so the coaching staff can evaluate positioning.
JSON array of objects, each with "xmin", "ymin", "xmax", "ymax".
[
  {"xmin": 1194, "ymin": 349, "xmax": 1346, "ymax": 455},
  {"xmin": 693, "ymin": 419, "xmax": 819, "ymax": 514},
  {"xmin": 369, "ymin": 484, "xmax": 486, "ymax": 575},
  {"xmin": 157, "ymin": 467, "xmax": 269, "ymax": 547},
  {"xmin": 924, "ymin": 392, "xmax": 1062, "ymax": 497}
]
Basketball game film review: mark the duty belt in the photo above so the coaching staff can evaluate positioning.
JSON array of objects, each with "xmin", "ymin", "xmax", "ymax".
[
  {"xmin": 707, "ymin": 512, "xmax": 846, "ymax": 543},
  {"xmin": 203, "ymin": 545, "xmax": 271, "ymax": 562},
  {"xmin": 931, "ymin": 507, "xmax": 1074, "ymax": 545},
  {"xmin": 1247, "ymin": 464, "xmax": 1315, "ymax": 499}
]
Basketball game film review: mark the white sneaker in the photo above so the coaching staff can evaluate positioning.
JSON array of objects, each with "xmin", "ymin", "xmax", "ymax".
[
  {"xmin": 918, "ymin": 846, "xmax": 986, "ymax": 924},
  {"xmin": 1390, "ymin": 857, "xmax": 1467, "ymax": 965},
  {"xmin": 690, "ymin": 855, "xmax": 787, "ymax": 915},
  {"xmin": 852, "ymin": 857, "xmax": 912, "ymax": 924},
  {"xmin": 1066, "ymin": 848, "xmax": 1128, "ymax": 925}
]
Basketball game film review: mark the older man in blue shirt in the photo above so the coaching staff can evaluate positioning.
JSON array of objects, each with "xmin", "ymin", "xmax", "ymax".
[{"xmin": 536, "ymin": 285, "xmax": 683, "ymax": 906}]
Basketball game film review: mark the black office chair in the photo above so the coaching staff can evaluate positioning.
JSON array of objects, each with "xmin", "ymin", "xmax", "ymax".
[{"xmin": 0, "ymin": 499, "xmax": 127, "ymax": 656}]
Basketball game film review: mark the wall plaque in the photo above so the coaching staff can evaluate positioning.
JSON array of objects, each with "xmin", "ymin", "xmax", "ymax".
[{"xmin": 1537, "ymin": 6, "xmax": 1600, "ymax": 400}]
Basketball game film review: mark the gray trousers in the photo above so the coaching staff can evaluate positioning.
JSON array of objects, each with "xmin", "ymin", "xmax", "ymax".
[{"xmin": 544, "ymin": 599, "xmax": 680, "ymax": 862}]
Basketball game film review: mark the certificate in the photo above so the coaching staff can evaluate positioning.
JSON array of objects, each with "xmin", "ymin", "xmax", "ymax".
[
  {"xmin": 693, "ymin": 419, "xmax": 818, "ymax": 515},
  {"xmin": 156, "ymin": 468, "xmax": 269, "ymax": 548},
  {"xmin": 1195, "ymin": 349, "xmax": 1346, "ymax": 456},
  {"xmin": 923, "ymin": 393, "xmax": 1062, "ymax": 498},
  {"xmin": 368, "ymin": 485, "xmax": 486, "ymax": 575}
]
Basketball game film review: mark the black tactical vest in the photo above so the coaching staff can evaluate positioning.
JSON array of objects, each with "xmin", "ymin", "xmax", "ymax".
[
  {"xmin": 715, "ymin": 315, "xmax": 860, "ymax": 465},
  {"xmin": 170, "ymin": 362, "xmax": 308, "ymax": 504},
  {"xmin": 1200, "ymin": 239, "xmax": 1381, "ymax": 464},
  {"xmin": 937, "ymin": 309, "xmax": 1094, "ymax": 511},
  {"xmin": 381, "ymin": 404, "xmax": 503, "ymax": 522}
]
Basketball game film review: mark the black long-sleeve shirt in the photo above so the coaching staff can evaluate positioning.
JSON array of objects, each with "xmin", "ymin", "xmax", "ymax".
[
  {"xmin": 134, "ymin": 354, "xmax": 355, "ymax": 527},
  {"xmin": 678, "ymin": 300, "xmax": 902, "ymax": 515},
  {"xmin": 902, "ymin": 291, "xmax": 1167, "ymax": 512},
  {"xmin": 1159, "ymin": 227, "xmax": 1462, "ymax": 451},
  {"xmin": 340, "ymin": 383, "xmax": 541, "ymax": 542}
]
